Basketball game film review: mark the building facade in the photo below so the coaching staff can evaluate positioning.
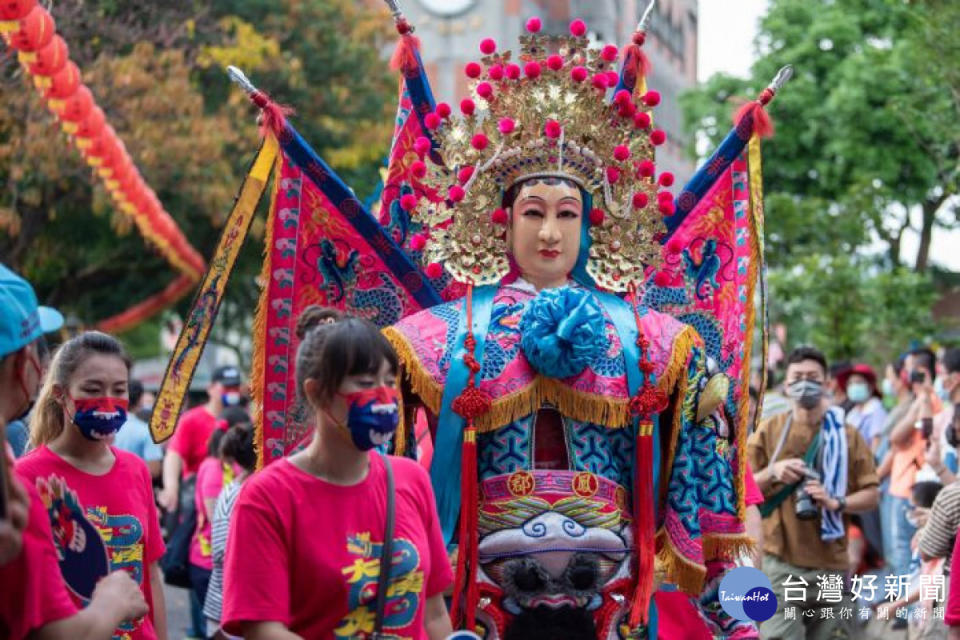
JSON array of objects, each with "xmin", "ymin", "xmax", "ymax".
[{"xmin": 403, "ymin": 0, "xmax": 698, "ymax": 184}]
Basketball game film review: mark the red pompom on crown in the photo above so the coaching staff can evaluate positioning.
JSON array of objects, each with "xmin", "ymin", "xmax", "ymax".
[
  {"xmin": 399, "ymin": 194, "xmax": 418, "ymax": 212},
  {"xmin": 589, "ymin": 208, "xmax": 605, "ymax": 225},
  {"xmin": 426, "ymin": 262, "xmax": 443, "ymax": 279},
  {"xmin": 465, "ymin": 62, "xmax": 483, "ymax": 78},
  {"xmin": 410, "ymin": 160, "xmax": 427, "ymax": 178},
  {"xmin": 526, "ymin": 17, "xmax": 542, "ymax": 33},
  {"xmin": 570, "ymin": 19, "xmax": 587, "ymax": 37},
  {"xmin": 650, "ymin": 129, "xmax": 666, "ymax": 145},
  {"xmin": 479, "ymin": 38, "xmax": 496, "ymax": 55},
  {"xmin": 544, "ymin": 120, "xmax": 561, "ymax": 138}
]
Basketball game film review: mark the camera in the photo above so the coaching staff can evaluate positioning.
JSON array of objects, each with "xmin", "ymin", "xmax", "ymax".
[
  {"xmin": 794, "ymin": 467, "xmax": 822, "ymax": 521},
  {"xmin": 910, "ymin": 370, "xmax": 927, "ymax": 385}
]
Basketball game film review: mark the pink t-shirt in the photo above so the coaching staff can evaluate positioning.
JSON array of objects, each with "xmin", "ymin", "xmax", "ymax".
[
  {"xmin": 222, "ymin": 453, "xmax": 452, "ymax": 639},
  {"xmin": 190, "ymin": 456, "xmax": 227, "ymax": 570},
  {"xmin": 0, "ymin": 478, "xmax": 78, "ymax": 639},
  {"xmin": 16, "ymin": 445, "xmax": 165, "ymax": 640},
  {"xmin": 744, "ymin": 461, "xmax": 763, "ymax": 507},
  {"xmin": 170, "ymin": 405, "xmax": 217, "ymax": 477}
]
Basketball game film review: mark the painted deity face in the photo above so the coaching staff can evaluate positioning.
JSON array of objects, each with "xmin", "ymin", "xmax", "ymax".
[{"xmin": 507, "ymin": 180, "xmax": 583, "ymax": 290}]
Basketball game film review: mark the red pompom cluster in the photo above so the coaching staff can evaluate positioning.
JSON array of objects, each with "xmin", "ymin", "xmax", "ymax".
[
  {"xmin": 460, "ymin": 99, "xmax": 476, "ymax": 116},
  {"xmin": 601, "ymin": 45, "xmax": 619, "ymax": 62},
  {"xmin": 606, "ymin": 166, "xmax": 621, "ymax": 184},
  {"xmin": 477, "ymin": 82, "xmax": 494, "ymax": 99},
  {"xmin": 492, "ymin": 208, "xmax": 509, "ymax": 225},
  {"xmin": 488, "ymin": 64, "xmax": 504, "ymax": 80},
  {"xmin": 526, "ymin": 17, "xmax": 542, "ymax": 33},
  {"xmin": 637, "ymin": 160, "xmax": 656, "ymax": 178},
  {"xmin": 544, "ymin": 120, "xmax": 562, "ymax": 138},
  {"xmin": 658, "ymin": 172, "xmax": 675, "ymax": 187},
  {"xmin": 479, "ymin": 38, "xmax": 496, "ymax": 55},
  {"xmin": 414, "ymin": 136, "xmax": 431, "ymax": 155},
  {"xmin": 524, "ymin": 61, "xmax": 542, "ymax": 79},
  {"xmin": 571, "ymin": 66, "xmax": 588, "ymax": 82},
  {"xmin": 632, "ymin": 192, "xmax": 649, "ymax": 209},
  {"xmin": 471, "ymin": 133, "xmax": 489, "ymax": 150},
  {"xmin": 570, "ymin": 19, "xmax": 587, "ymax": 37},
  {"xmin": 410, "ymin": 160, "xmax": 427, "ymax": 179},
  {"xmin": 399, "ymin": 194, "xmax": 418, "ymax": 212},
  {"xmin": 458, "ymin": 166, "xmax": 475, "ymax": 184},
  {"xmin": 546, "ymin": 55, "xmax": 564, "ymax": 71},
  {"xmin": 436, "ymin": 102, "xmax": 451, "ymax": 118},
  {"xmin": 505, "ymin": 63, "xmax": 521, "ymax": 80},
  {"xmin": 613, "ymin": 145, "xmax": 630, "ymax": 162},
  {"xmin": 633, "ymin": 112, "xmax": 651, "ymax": 129},
  {"xmin": 426, "ymin": 263, "xmax": 443, "ymax": 279},
  {"xmin": 498, "ymin": 118, "xmax": 516, "ymax": 134},
  {"xmin": 465, "ymin": 62, "xmax": 482, "ymax": 78},
  {"xmin": 642, "ymin": 90, "xmax": 661, "ymax": 107},
  {"xmin": 424, "ymin": 112, "xmax": 441, "ymax": 129},
  {"xmin": 410, "ymin": 233, "xmax": 427, "ymax": 251},
  {"xmin": 589, "ymin": 208, "xmax": 605, "ymax": 225},
  {"xmin": 650, "ymin": 129, "xmax": 666, "ymax": 145},
  {"xmin": 449, "ymin": 185, "xmax": 466, "ymax": 202}
]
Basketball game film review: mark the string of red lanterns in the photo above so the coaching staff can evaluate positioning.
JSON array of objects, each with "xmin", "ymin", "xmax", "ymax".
[{"xmin": 1, "ymin": 0, "xmax": 205, "ymax": 282}]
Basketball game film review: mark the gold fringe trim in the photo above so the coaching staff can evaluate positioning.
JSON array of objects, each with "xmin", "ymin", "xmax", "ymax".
[
  {"xmin": 657, "ymin": 325, "xmax": 700, "ymax": 397},
  {"xmin": 655, "ymin": 528, "xmax": 707, "ymax": 596},
  {"xmin": 703, "ymin": 533, "xmax": 757, "ymax": 562},
  {"xmin": 382, "ymin": 327, "xmax": 444, "ymax": 414},
  {"xmin": 250, "ymin": 151, "xmax": 283, "ymax": 470},
  {"xmin": 384, "ymin": 326, "xmax": 633, "ymax": 430},
  {"xmin": 394, "ymin": 371, "xmax": 408, "ymax": 457},
  {"xmin": 476, "ymin": 376, "xmax": 630, "ymax": 431}
]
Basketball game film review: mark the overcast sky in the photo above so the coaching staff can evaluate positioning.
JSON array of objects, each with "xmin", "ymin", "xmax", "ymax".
[{"xmin": 696, "ymin": 0, "xmax": 958, "ymax": 271}]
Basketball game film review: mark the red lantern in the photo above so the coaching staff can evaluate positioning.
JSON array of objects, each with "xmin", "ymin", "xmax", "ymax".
[
  {"xmin": 0, "ymin": 0, "xmax": 36, "ymax": 34},
  {"xmin": 43, "ymin": 60, "xmax": 80, "ymax": 102},
  {"xmin": 8, "ymin": 6, "xmax": 54, "ymax": 54},
  {"xmin": 79, "ymin": 126, "xmax": 115, "ymax": 165},
  {"xmin": 74, "ymin": 105, "xmax": 105, "ymax": 140},
  {"xmin": 27, "ymin": 35, "xmax": 68, "ymax": 77},
  {"xmin": 0, "ymin": 0, "xmax": 37, "ymax": 20},
  {"xmin": 56, "ymin": 84, "xmax": 93, "ymax": 121}
]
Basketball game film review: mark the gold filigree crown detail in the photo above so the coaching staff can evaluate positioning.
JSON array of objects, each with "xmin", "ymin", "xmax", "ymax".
[{"xmin": 409, "ymin": 18, "xmax": 675, "ymax": 292}]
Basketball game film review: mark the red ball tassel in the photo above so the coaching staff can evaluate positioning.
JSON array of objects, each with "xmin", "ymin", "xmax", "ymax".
[
  {"xmin": 620, "ymin": 40, "xmax": 652, "ymax": 91},
  {"xmin": 250, "ymin": 90, "xmax": 294, "ymax": 138},
  {"xmin": 389, "ymin": 30, "xmax": 422, "ymax": 73},
  {"xmin": 733, "ymin": 88, "xmax": 776, "ymax": 139}
]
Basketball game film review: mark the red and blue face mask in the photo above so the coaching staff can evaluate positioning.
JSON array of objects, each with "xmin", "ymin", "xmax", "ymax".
[
  {"xmin": 335, "ymin": 386, "xmax": 400, "ymax": 451},
  {"xmin": 70, "ymin": 396, "xmax": 129, "ymax": 441}
]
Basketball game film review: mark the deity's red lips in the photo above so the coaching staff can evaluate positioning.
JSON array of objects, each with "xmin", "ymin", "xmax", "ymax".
[{"xmin": 539, "ymin": 249, "xmax": 560, "ymax": 258}]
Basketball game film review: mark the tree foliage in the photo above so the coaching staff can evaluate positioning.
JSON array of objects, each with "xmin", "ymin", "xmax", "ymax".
[
  {"xmin": 0, "ymin": 0, "xmax": 396, "ymax": 361},
  {"xmin": 682, "ymin": 0, "xmax": 958, "ymax": 272}
]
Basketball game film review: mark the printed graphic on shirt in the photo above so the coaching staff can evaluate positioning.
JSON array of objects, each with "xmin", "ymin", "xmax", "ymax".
[
  {"xmin": 36, "ymin": 474, "xmax": 147, "ymax": 640},
  {"xmin": 335, "ymin": 532, "xmax": 423, "ymax": 640}
]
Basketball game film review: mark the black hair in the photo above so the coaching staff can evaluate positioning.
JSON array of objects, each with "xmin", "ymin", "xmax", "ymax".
[
  {"xmin": 219, "ymin": 423, "xmax": 256, "ymax": 472},
  {"xmin": 785, "ymin": 346, "xmax": 828, "ymax": 376},
  {"xmin": 944, "ymin": 348, "xmax": 960, "ymax": 376},
  {"xmin": 913, "ymin": 481, "xmax": 944, "ymax": 509},
  {"xmin": 910, "ymin": 347, "xmax": 937, "ymax": 382},
  {"xmin": 128, "ymin": 379, "xmax": 144, "ymax": 408},
  {"xmin": 295, "ymin": 305, "xmax": 344, "ymax": 340},
  {"xmin": 502, "ymin": 176, "xmax": 581, "ymax": 210},
  {"xmin": 892, "ymin": 353, "xmax": 907, "ymax": 377},
  {"xmin": 295, "ymin": 310, "xmax": 398, "ymax": 407},
  {"xmin": 208, "ymin": 427, "xmax": 226, "ymax": 458},
  {"xmin": 829, "ymin": 360, "xmax": 851, "ymax": 379},
  {"xmin": 221, "ymin": 405, "xmax": 251, "ymax": 429}
]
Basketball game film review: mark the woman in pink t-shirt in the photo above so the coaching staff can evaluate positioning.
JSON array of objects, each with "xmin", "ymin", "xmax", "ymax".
[
  {"xmin": 222, "ymin": 311, "xmax": 453, "ymax": 639},
  {"xmin": 16, "ymin": 331, "xmax": 168, "ymax": 640}
]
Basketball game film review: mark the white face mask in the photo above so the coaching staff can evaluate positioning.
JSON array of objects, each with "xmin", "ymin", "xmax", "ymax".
[{"xmin": 847, "ymin": 383, "xmax": 871, "ymax": 404}]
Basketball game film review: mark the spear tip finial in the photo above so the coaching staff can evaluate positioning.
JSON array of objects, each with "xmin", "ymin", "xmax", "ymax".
[
  {"xmin": 637, "ymin": 0, "xmax": 657, "ymax": 32},
  {"xmin": 770, "ymin": 65, "xmax": 794, "ymax": 92},
  {"xmin": 226, "ymin": 66, "xmax": 257, "ymax": 95}
]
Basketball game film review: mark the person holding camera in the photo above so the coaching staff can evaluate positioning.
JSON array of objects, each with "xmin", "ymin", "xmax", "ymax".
[
  {"xmin": 884, "ymin": 348, "xmax": 942, "ymax": 582},
  {"xmin": 748, "ymin": 346, "xmax": 880, "ymax": 639}
]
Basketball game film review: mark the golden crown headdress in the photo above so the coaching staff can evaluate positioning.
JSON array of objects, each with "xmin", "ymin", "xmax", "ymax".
[{"xmin": 403, "ymin": 16, "xmax": 675, "ymax": 292}]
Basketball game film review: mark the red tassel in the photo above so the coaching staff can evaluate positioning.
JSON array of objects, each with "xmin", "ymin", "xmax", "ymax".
[
  {"xmin": 733, "ymin": 87, "xmax": 776, "ymax": 139},
  {"xmin": 390, "ymin": 32, "xmax": 422, "ymax": 72},
  {"xmin": 620, "ymin": 42, "xmax": 652, "ymax": 92},
  {"xmin": 250, "ymin": 90, "xmax": 293, "ymax": 138},
  {"xmin": 629, "ymin": 424, "xmax": 656, "ymax": 627}
]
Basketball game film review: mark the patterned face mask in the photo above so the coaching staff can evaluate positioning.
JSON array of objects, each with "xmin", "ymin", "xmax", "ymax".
[
  {"xmin": 332, "ymin": 386, "xmax": 400, "ymax": 451},
  {"xmin": 70, "ymin": 396, "xmax": 128, "ymax": 441}
]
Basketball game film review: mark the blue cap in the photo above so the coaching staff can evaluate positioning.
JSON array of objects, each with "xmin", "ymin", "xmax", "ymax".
[{"xmin": 0, "ymin": 264, "xmax": 64, "ymax": 358}]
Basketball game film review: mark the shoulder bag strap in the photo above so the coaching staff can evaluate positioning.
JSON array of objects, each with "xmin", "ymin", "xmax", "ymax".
[{"xmin": 374, "ymin": 453, "xmax": 396, "ymax": 637}]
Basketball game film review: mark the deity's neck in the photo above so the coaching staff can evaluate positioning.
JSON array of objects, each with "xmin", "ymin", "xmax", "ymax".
[{"xmin": 514, "ymin": 275, "xmax": 571, "ymax": 292}]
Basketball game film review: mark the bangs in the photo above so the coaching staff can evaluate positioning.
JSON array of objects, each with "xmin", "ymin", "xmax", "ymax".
[{"xmin": 326, "ymin": 318, "xmax": 398, "ymax": 378}]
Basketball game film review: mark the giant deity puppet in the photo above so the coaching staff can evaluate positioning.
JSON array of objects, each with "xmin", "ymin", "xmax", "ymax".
[{"xmin": 151, "ymin": 1, "xmax": 791, "ymax": 638}]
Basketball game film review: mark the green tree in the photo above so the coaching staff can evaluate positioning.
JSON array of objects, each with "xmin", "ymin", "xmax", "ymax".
[
  {"xmin": 682, "ymin": 0, "xmax": 958, "ymax": 271},
  {"xmin": 0, "ymin": 0, "xmax": 396, "ymax": 354}
]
